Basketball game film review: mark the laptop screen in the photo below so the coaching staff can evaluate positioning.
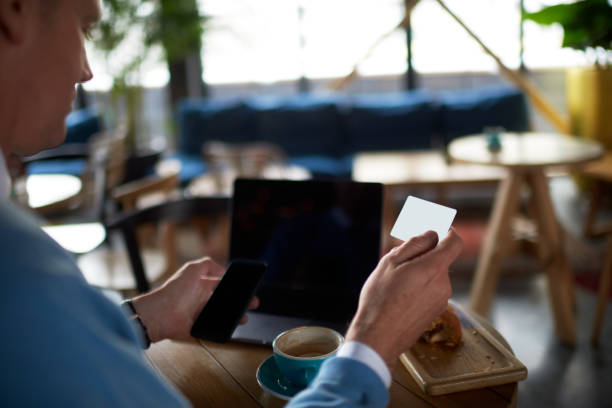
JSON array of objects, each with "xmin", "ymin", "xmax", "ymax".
[{"xmin": 229, "ymin": 178, "xmax": 383, "ymax": 325}]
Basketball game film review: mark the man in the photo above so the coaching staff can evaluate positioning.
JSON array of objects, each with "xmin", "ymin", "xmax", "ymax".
[{"xmin": 0, "ymin": 0, "xmax": 463, "ymax": 406}]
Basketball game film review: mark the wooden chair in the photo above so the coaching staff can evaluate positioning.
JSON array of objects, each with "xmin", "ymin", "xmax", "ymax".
[
  {"xmin": 582, "ymin": 152, "xmax": 612, "ymax": 239},
  {"xmin": 105, "ymin": 196, "xmax": 231, "ymax": 294},
  {"xmin": 201, "ymin": 141, "xmax": 286, "ymax": 194},
  {"xmin": 581, "ymin": 153, "xmax": 612, "ymax": 346},
  {"xmin": 76, "ymin": 172, "xmax": 181, "ymax": 296},
  {"xmin": 13, "ymin": 126, "xmax": 129, "ymax": 260},
  {"xmin": 19, "ymin": 124, "xmax": 128, "ymax": 223}
]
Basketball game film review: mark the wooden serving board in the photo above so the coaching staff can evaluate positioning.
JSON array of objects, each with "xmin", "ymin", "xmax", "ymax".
[{"xmin": 400, "ymin": 304, "xmax": 527, "ymax": 396}]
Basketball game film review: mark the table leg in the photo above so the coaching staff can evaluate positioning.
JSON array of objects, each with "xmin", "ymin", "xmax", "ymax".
[
  {"xmin": 592, "ymin": 237, "xmax": 612, "ymax": 346},
  {"xmin": 527, "ymin": 170, "xmax": 576, "ymax": 345},
  {"xmin": 583, "ymin": 180, "xmax": 612, "ymax": 238},
  {"xmin": 470, "ymin": 171, "xmax": 523, "ymax": 315}
]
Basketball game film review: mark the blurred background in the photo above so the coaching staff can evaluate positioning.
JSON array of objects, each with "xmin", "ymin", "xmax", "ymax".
[
  {"xmin": 14, "ymin": 1, "xmax": 612, "ymax": 407},
  {"xmin": 82, "ymin": 0, "xmax": 600, "ymax": 150}
]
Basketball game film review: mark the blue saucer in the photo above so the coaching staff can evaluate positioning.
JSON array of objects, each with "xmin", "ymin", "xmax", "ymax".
[{"xmin": 256, "ymin": 355, "xmax": 305, "ymax": 400}]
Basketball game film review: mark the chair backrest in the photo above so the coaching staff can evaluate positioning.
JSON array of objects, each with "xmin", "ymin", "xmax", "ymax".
[
  {"xmin": 202, "ymin": 141, "xmax": 286, "ymax": 193},
  {"xmin": 84, "ymin": 125, "xmax": 128, "ymax": 220},
  {"xmin": 112, "ymin": 172, "xmax": 180, "ymax": 212},
  {"xmin": 106, "ymin": 196, "xmax": 231, "ymax": 293},
  {"xmin": 17, "ymin": 124, "xmax": 128, "ymax": 222}
]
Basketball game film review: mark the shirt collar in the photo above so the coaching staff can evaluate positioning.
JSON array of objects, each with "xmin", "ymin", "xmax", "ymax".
[{"xmin": 0, "ymin": 149, "xmax": 11, "ymax": 201}]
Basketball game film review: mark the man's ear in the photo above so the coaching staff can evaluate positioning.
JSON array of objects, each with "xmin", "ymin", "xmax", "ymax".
[{"xmin": 0, "ymin": 0, "xmax": 32, "ymax": 44}]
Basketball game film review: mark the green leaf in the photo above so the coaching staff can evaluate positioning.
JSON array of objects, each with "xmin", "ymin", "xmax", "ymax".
[
  {"xmin": 523, "ymin": 3, "xmax": 577, "ymax": 26},
  {"xmin": 523, "ymin": 0, "xmax": 612, "ymax": 53},
  {"xmin": 562, "ymin": 27, "xmax": 590, "ymax": 50}
]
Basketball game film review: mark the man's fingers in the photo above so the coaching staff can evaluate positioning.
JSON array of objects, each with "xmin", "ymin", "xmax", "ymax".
[
  {"xmin": 199, "ymin": 276, "xmax": 222, "ymax": 295},
  {"xmin": 425, "ymin": 228, "xmax": 464, "ymax": 270},
  {"xmin": 387, "ymin": 230, "xmax": 438, "ymax": 265},
  {"xmin": 239, "ymin": 297, "xmax": 260, "ymax": 325},
  {"xmin": 248, "ymin": 296, "xmax": 260, "ymax": 311},
  {"xmin": 185, "ymin": 256, "xmax": 225, "ymax": 278},
  {"xmin": 201, "ymin": 258, "xmax": 225, "ymax": 278}
]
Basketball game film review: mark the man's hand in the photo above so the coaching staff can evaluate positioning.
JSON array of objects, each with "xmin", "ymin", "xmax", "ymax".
[
  {"xmin": 130, "ymin": 257, "xmax": 259, "ymax": 342},
  {"xmin": 345, "ymin": 229, "xmax": 463, "ymax": 372}
]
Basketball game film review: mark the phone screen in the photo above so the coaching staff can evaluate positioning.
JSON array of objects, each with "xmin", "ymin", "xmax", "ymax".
[{"xmin": 190, "ymin": 260, "xmax": 266, "ymax": 342}]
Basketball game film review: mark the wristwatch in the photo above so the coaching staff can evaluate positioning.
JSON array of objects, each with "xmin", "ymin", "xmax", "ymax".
[{"xmin": 121, "ymin": 299, "xmax": 151, "ymax": 349}]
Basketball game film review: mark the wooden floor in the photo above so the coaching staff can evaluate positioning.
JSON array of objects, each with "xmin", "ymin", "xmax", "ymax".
[{"xmin": 451, "ymin": 274, "xmax": 612, "ymax": 408}]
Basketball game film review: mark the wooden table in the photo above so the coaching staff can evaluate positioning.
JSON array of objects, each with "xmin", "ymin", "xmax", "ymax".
[
  {"xmin": 448, "ymin": 132, "xmax": 604, "ymax": 345},
  {"xmin": 352, "ymin": 150, "xmax": 506, "ymax": 188},
  {"xmin": 146, "ymin": 315, "xmax": 518, "ymax": 408},
  {"xmin": 187, "ymin": 164, "xmax": 310, "ymax": 197},
  {"xmin": 352, "ymin": 150, "xmax": 506, "ymax": 251}
]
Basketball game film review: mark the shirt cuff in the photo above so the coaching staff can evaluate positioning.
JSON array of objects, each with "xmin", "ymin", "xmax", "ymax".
[{"xmin": 336, "ymin": 341, "xmax": 392, "ymax": 388}]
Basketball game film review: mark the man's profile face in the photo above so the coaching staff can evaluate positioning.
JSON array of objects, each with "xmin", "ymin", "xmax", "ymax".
[{"xmin": 9, "ymin": 0, "xmax": 101, "ymax": 156}]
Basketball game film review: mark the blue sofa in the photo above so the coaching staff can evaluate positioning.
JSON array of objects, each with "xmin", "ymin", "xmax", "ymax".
[
  {"xmin": 175, "ymin": 85, "xmax": 530, "ymax": 184},
  {"xmin": 26, "ymin": 108, "xmax": 102, "ymax": 176}
]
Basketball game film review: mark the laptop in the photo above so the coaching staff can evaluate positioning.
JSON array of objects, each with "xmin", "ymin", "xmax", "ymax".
[{"xmin": 229, "ymin": 178, "xmax": 383, "ymax": 345}]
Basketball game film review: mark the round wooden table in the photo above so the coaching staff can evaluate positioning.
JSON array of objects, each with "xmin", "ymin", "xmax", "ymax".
[
  {"xmin": 448, "ymin": 132, "xmax": 604, "ymax": 345},
  {"xmin": 352, "ymin": 150, "xmax": 507, "ymax": 252},
  {"xmin": 147, "ymin": 308, "xmax": 521, "ymax": 408}
]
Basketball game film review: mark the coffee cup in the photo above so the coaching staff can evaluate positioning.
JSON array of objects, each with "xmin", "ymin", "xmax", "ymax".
[{"xmin": 272, "ymin": 326, "xmax": 344, "ymax": 388}]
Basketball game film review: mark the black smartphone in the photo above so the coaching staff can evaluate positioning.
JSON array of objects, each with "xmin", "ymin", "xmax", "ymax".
[{"xmin": 190, "ymin": 259, "xmax": 267, "ymax": 343}]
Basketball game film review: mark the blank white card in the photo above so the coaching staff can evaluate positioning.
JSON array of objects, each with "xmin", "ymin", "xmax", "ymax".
[{"xmin": 390, "ymin": 196, "xmax": 457, "ymax": 242}]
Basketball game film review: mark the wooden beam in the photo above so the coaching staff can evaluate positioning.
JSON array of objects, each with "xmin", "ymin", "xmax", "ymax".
[
  {"xmin": 331, "ymin": 0, "xmax": 570, "ymax": 135},
  {"xmin": 434, "ymin": 0, "xmax": 569, "ymax": 134},
  {"xmin": 330, "ymin": 0, "xmax": 421, "ymax": 91}
]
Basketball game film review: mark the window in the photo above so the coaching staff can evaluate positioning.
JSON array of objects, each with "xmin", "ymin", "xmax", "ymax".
[
  {"xmin": 200, "ymin": 0, "xmax": 406, "ymax": 84},
  {"xmin": 84, "ymin": 0, "xmax": 591, "ymax": 92},
  {"xmin": 411, "ymin": 0, "xmax": 522, "ymax": 73},
  {"xmin": 522, "ymin": 0, "xmax": 590, "ymax": 68}
]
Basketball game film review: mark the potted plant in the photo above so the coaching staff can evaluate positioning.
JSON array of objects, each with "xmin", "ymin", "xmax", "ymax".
[
  {"xmin": 523, "ymin": 0, "xmax": 612, "ymax": 150},
  {"xmin": 92, "ymin": 0, "xmax": 209, "ymax": 180}
]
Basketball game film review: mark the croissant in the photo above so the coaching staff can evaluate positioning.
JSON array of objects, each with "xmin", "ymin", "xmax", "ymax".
[{"xmin": 420, "ymin": 304, "xmax": 462, "ymax": 348}]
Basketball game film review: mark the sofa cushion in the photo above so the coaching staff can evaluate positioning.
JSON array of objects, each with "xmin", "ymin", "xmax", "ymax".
[
  {"xmin": 168, "ymin": 153, "xmax": 208, "ymax": 186},
  {"xmin": 288, "ymin": 155, "xmax": 353, "ymax": 179},
  {"xmin": 178, "ymin": 100, "xmax": 256, "ymax": 156},
  {"xmin": 27, "ymin": 108, "xmax": 100, "ymax": 176},
  {"xmin": 437, "ymin": 85, "xmax": 529, "ymax": 145},
  {"xmin": 65, "ymin": 108, "xmax": 102, "ymax": 144},
  {"xmin": 26, "ymin": 159, "xmax": 86, "ymax": 176},
  {"xmin": 343, "ymin": 92, "xmax": 437, "ymax": 154},
  {"xmin": 251, "ymin": 96, "xmax": 344, "ymax": 157}
]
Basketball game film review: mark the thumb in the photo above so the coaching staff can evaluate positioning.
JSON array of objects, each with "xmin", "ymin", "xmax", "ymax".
[
  {"xmin": 195, "ymin": 257, "xmax": 225, "ymax": 278},
  {"xmin": 425, "ymin": 228, "xmax": 464, "ymax": 270},
  {"xmin": 387, "ymin": 230, "xmax": 438, "ymax": 265}
]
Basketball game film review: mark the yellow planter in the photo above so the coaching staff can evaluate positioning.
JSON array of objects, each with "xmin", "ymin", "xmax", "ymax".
[{"xmin": 567, "ymin": 67, "xmax": 612, "ymax": 151}]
